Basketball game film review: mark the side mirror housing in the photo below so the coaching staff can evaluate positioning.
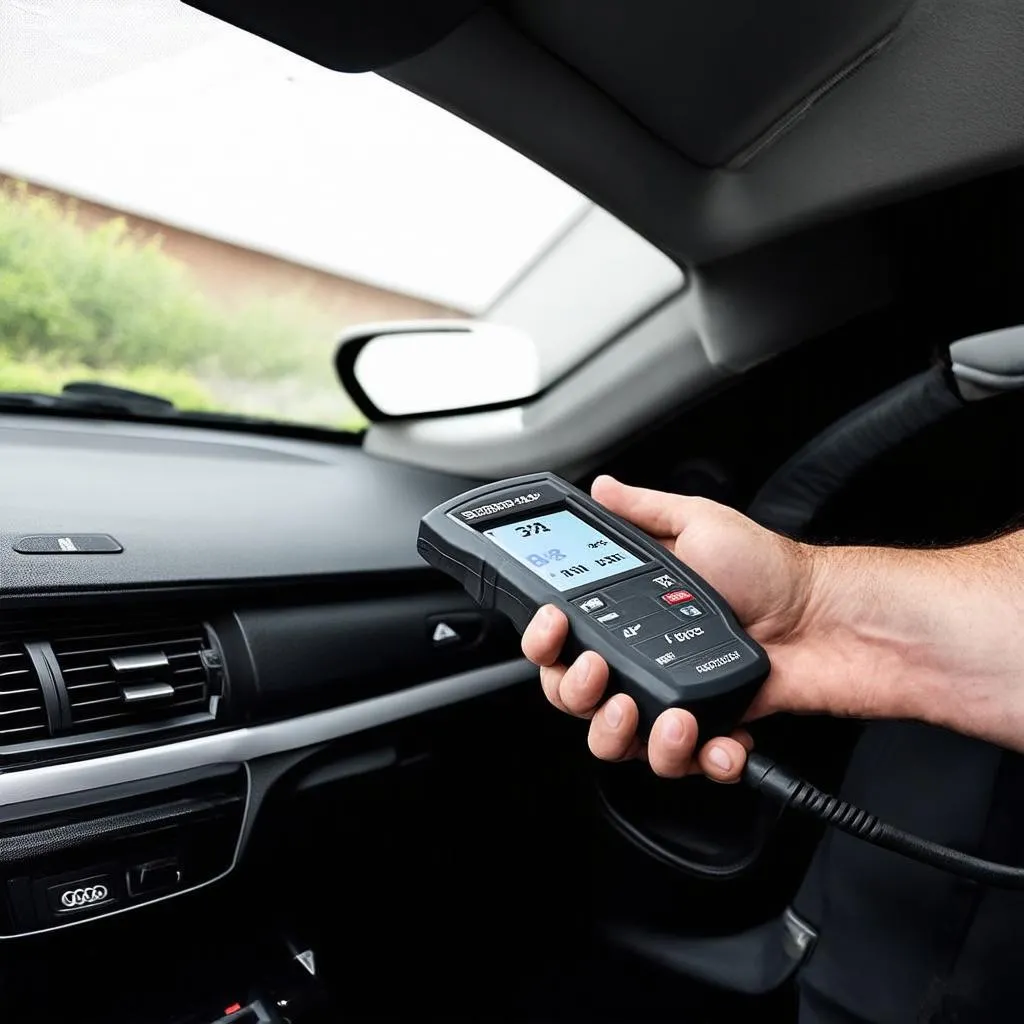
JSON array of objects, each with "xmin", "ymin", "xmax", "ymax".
[{"xmin": 335, "ymin": 320, "xmax": 540, "ymax": 421}]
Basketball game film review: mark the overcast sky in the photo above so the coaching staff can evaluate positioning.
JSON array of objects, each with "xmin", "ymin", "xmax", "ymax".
[{"xmin": 0, "ymin": 0, "xmax": 587, "ymax": 312}]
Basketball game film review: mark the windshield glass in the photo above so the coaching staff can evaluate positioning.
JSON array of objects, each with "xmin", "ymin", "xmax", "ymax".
[{"xmin": 0, "ymin": 0, "xmax": 589, "ymax": 432}]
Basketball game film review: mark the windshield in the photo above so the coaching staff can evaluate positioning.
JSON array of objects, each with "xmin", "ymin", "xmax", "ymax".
[{"xmin": 0, "ymin": 0, "xmax": 588, "ymax": 432}]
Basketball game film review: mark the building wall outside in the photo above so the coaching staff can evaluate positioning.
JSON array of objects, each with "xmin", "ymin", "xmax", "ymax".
[
  {"xmin": 0, "ymin": 176, "xmax": 462, "ymax": 429},
  {"xmin": 4, "ymin": 177, "xmax": 459, "ymax": 327}
]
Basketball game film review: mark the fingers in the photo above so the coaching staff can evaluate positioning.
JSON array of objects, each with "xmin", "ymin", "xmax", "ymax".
[
  {"xmin": 524, "ymin": 605, "xmax": 609, "ymax": 718},
  {"xmin": 521, "ymin": 605, "xmax": 569, "ymax": 667},
  {"xmin": 539, "ymin": 656, "xmax": 609, "ymax": 718},
  {"xmin": 524, "ymin": 601, "xmax": 755, "ymax": 781},
  {"xmin": 557, "ymin": 651, "xmax": 609, "ymax": 718},
  {"xmin": 646, "ymin": 708, "xmax": 700, "ymax": 777},
  {"xmin": 695, "ymin": 730, "xmax": 753, "ymax": 783},
  {"xmin": 588, "ymin": 694, "xmax": 642, "ymax": 760},
  {"xmin": 538, "ymin": 664, "xmax": 570, "ymax": 713},
  {"xmin": 643, "ymin": 714, "xmax": 753, "ymax": 780},
  {"xmin": 591, "ymin": 475, "xmax": 695, "ymax": 541}
]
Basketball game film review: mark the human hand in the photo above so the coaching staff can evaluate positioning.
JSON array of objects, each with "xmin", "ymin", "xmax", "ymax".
[
  {"xmin": 524, "ymin": 476, "xmax": 1024, "ymax": 775},
  {"xmin": 521, "ymin": 475, "xmax": 817, "ymax": 781}
]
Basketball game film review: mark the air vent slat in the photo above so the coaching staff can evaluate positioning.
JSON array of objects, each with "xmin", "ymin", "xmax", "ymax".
[
  {"xmin": 53, "ymin": 627, "xmax": 205, "ymax": 645},
  {"xmin": 64, "ymin": 680, "xmax": 116, "ymax": 694},
  {"xmin": 72, "ymin": 695, "xmax": 123, "ymax": 710},
  {"xmin": 0, "ymin": 643, "xmax": 48, "ymax": 744},
  {"xmin": 54, "ymin": 635, "xmax": 205, "ymax": 659},
  {"xmin": 0, "ymin": 705, "xmax": 46, "ymax": 719},
  {"xmin": 72, "ymin": 711, "xmax": 131, "ymax": 728},
  {"xmin": 51, "ymin": 626, "xmax": 214, "ymax": 734},
  {"xmin": 0, "ymin": 687, "xmax": 43, "ymax": 698},
  {"xmin": 2, "ymin": 721, "xmax": 51, "ymax": 737},
  {"xmin": 171, "ymin": 681, "xmax": 205, "ymax": 694}
]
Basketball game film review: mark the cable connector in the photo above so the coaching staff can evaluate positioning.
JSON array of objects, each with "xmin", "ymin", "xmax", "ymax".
[{"xmin": 743, "ymin": 751, "xmax": 1024, "ymax": 889}]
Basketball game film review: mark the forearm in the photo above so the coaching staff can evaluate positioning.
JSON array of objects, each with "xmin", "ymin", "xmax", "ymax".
[{"xmin": 796, "ymin": 530, "xmax": 1024, "ymax": 750}]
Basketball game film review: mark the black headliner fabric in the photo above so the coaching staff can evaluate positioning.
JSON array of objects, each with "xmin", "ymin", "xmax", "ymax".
[
  {"xmin": 185, "ymin": 0, "xmax": 913, "ymax": 165},
  {"xmin": 505, "ymin": 0, "xmax": 914, "ymax": 167}
]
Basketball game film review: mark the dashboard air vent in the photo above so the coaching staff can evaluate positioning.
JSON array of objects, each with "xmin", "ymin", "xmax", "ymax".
[
  {"xmin": 52, "ymin": 625, "xmax": 212, "ymax": 731},
  {"xmin": 0, "ymin": 642, "xmax": 48, "ymax": 742}
]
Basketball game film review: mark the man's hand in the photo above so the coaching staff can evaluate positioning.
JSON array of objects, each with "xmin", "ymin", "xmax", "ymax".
[
  {"xmin": 521, "ymin": 475, "xmax": 816, "ymax": 781},
  {"xmin": 521, "ymin": 475, "xmax": 1024, "ymax": 781}
]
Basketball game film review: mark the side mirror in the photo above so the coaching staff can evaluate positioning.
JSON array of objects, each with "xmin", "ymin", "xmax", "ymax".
[{"xmin": 335, "ymin": 320, "xmax": 540, "ymax": 421}]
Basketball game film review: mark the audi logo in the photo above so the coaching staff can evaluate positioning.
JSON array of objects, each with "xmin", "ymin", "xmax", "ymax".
[{"xmin": 60, "ymin": 884, "xmax": 109, "ymax": 908}]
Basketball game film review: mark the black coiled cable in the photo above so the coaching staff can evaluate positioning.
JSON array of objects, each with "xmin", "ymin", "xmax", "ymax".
[{"xmin": 744, "ymin": 751, "xmax": 1024, "ymax": 888}]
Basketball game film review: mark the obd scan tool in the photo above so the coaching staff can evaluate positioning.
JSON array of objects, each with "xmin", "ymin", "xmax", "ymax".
[
  {"xmin": 418, "ymin": 473, "xmax": 769, "ymax": 739},
  {"xmin": 421, "ymin": 468, "xmax": 1024, "ymax": 889}
]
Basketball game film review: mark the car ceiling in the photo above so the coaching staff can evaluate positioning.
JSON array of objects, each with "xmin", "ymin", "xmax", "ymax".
[
  {"xmin": 186, "ymin": 0, "xmax": 1024, "ymax": 269},
  {"xmin": 503, "ymin": 1, "xmax": 913, "ymax": 170}
]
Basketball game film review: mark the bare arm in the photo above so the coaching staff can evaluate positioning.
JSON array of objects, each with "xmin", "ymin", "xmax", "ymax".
[
  {"xmin": 790, "ymin": 533, "xmax": 1024, "ymax": 750},
  {"xmin": 521, "ymin": 476, "xmax": 1024, "ymax": 780}
]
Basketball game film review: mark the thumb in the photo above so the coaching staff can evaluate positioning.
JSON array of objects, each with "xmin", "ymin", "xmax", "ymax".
[{"xmin": 591, "ymin": 475, "xmax": 694, "ymax": 540}]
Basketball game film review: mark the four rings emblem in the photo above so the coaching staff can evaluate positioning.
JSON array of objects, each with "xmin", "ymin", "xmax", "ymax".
[{"xmin": 60, "ymin": 884, "xmax": 109, "ymax": 908}]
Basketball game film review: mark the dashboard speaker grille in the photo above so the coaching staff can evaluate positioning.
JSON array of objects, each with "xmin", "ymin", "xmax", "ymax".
[
  {"xmin": 0, "ymin": 642, "xmax": 48, "ymax": 742},
  {"xmin": 52, "ymin": 626, "xmax": 211, "ymax": 731}
]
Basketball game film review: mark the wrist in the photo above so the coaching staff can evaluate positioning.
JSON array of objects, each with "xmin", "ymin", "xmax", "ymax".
[
  {"xmin": 794, "ymin": 534, "xmax": 1024, "ymax": 743},
  {"xmin": 791, "ymin": 542, "xmax": 958, "ymax": 724}
]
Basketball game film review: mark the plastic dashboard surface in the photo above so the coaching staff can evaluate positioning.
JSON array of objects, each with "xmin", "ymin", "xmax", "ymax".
[
  {"xmin": 0, "ymin": 414, "xmax": 537, "ymax": 937},
  {"xmin": 0, "ymin": 416, "xmax": 477, "ymax": 595}
]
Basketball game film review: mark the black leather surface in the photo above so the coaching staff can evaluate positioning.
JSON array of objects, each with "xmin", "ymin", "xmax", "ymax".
[
  {"xmin": 0, "ymin": 417, "xmax": 476, "ymax": 596},
  {"xmin": 747, "ymin": 366, "xmax": 962, "ymax": 536}
]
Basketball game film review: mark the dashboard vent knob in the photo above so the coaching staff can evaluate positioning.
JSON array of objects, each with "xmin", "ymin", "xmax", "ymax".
[
  {"xmin": 0, "ymin": 642, "xmax": 49, "ymax": 743},
  {"xmin": 51, "ymin": 626, "xmax": 215, "ymax": 732}
]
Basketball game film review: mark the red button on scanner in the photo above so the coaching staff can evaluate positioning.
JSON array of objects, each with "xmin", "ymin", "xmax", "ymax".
[{"xmin": 661, "ymin": 589, "xmax": 694, "ymax": 606}]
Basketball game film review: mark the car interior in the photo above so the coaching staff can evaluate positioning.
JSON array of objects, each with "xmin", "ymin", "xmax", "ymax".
[{"xmin": 3, "ymin": 1, "xmax": 1024, "ymax": 1022}]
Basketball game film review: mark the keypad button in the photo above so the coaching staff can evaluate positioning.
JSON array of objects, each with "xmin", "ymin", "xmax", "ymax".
[
  {"xmin": 636, "ymin": 637, "xmax": 685, "ymax": 669},
  {"xmin": 661, "ymin": 589, "xmax": 696, "ymax": 606},
  {"xmin": 635, "ymin": 617, "xmax": 733, "ymax": 667},
  {"xmin": 673, "ymin": 603, "xmax": 705, "ymax": 619},
  {"xmin": 574, "ymin": 595, "xmax": 608, "ymax": 614},
  {"xmin": 649, "ymin": 573, "xmax": 680, "ymax": 590},
  {"xmin": 605, "ymin": 570, "xmax": 700, "ymax": 605},
  {"xmin": 607, "ymin": 610, "xmax": 678, "ymax": 645},
  {"xmin": 668, "ymin": 642, "xmax": 760, "ymax": 685}
]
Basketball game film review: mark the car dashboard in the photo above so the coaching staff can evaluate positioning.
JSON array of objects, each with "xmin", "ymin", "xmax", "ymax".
[{"xmin": 0, "ymin": 414, "xmax": 524, "ymax": 939}]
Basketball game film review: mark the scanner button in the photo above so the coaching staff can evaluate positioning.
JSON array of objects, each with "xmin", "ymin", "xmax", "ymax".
[
  {"xmin": 605, "ymin": 572, "xmax": 686, "ymax": 602},
  {"xmin": 649, "ymin": 573, "xmax": 679, "ymax": 590},
  {"xmin": 636, "ymin": 618, "xmax": 733, "ymax": 666},
  {"xmin": 635, "ymin": 636, "xmax": 684, "ymax": 668},
  {"xmin": 669, "ymin": 642, "xmax": 759, "ymax": 683},
  {"xmin": 608, "ymin": 610, "xmax": 677, "ymax": 645},
  {"xmin": 672, "ymin": 602, "xmax": 705, "ymax": 619}
]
